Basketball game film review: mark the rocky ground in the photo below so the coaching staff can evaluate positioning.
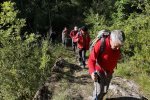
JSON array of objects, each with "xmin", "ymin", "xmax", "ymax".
[{"xmin": 33, "ymin": 58, "xmax": 148, "ymax": 100}]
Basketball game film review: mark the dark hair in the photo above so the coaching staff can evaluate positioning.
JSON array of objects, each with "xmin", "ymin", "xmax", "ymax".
[{"xmin": 81, "ymin": 26, "xmax": 88, "ymax": 32}]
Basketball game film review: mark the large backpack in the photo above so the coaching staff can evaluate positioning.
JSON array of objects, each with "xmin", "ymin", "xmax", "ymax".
[{"xmin": 89, "ymin": 30, "xmax": 110, "ymax": 54}]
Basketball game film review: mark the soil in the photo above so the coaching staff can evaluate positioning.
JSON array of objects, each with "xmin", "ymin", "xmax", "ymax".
[{"xmin": 33, "ymin": 58, "xmax": 148, "ymax": 100}]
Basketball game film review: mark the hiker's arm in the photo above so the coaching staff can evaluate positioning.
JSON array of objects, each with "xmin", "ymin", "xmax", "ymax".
[
  {"xmin": 88, "ymin": 40, "xmax": 101, "ymax": 75},
  {"xmin": 70, "ymin": 31, "xmax": 73, "ymax": 38}
]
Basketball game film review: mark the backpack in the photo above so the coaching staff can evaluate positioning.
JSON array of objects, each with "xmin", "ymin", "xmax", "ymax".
[{"xmin": 89, "ymin": 30, "xmax": 110, "ymax": 54}]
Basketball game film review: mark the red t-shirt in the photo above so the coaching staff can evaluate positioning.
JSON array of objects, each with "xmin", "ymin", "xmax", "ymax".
[
  {"xmin": 77, "ymin": 33, "xmax": 91, "ymax": 50},
  {"xmin": 70, "ymin": 30, "xmax": 78, "ymax": 42},
  {"xmin": 88, "ymin": 37, "xmax": 121, "ymax": 75}
]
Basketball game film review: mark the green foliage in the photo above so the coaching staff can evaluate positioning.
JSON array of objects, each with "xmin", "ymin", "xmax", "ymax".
[
  {"xmin": 0, "ymin": 2, "xmax": 53, "ymax": 99},
  {"xmin": 113, "ymin": 0, "xmax": 145, "ymax": 20},
  {"xmin": 84, "ymin": 0, "xmax": 150, "ymax": 97},
  {"xmin": 84, "ymin": 9, "xmax": 108, "ymax": 39},
  {"xmin": 40, "ymin": 40, "xmax": 51, "ymax": 70},
  {"xmin": 91, "ymin": 0, "xmax": 114, "ymax": 19},
  {"xmin": 0, "ymin": 2, "xmax": 72, "ymax": 98},
  {"xmin": 115, "ymin": 21, "xmax": 150, "ymax": 94}
]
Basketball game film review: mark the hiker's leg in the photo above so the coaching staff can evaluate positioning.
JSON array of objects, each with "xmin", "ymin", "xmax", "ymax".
[
  {"xmin": 62, "ymin": 38, "xmax": 64, "ymax": 44},
  {"xmin": 73, "ymin": 42, "xmax": 76, "ymax": 52},
  {"xmin": 82, "ymin": 49, "xmax": 86, "ymax": 67},
  {"xmin": 98, "ymin": 74, "xmax": 112, "ymax": 99},
  {"xmin": 92, "ymin": 74, "xmax": 106, "ymax": 100},
  {"xmin": 76, "ymin": 48, "xmax": 79, "ymax": 61},
  {"xmin": 78, "ymin": 49, "xmax": 82, "ymax": 65},
  {"xmin": 64, "ymin": 38, "xmax": 67, "ymax": 47},
  {"xmin": 74, "ymin": 42, "xmax": 77, "ymax": 52},
  {"xmin": 63, "ymin": 41, "xmax": 65, "ymax": 46},
  {"xmin": 105, "ymin": 75, "xmax": 112, "ymax": 93},
  {"xmin": 73, "ymin": 42, "xmax": 77, "ymax": 52},
  {"xmin": 92, "ymin": 82, "xmax": 101, "ymax": 100},
  {"xmin": 71, "ymin": 39, "xmax": 74, "ymax": 50}
]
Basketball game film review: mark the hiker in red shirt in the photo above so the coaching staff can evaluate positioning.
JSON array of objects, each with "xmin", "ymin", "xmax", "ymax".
[
  {"xmin": 88, "ymin": 30, "xmax": 125, "ymax": 100},
  {"xmin": 70, "ymin": 26, "xmax": 78, "ymax": 52},
  {"xmin": 74, "ymin": 26, "xmax": 91, "ymax": 68}
]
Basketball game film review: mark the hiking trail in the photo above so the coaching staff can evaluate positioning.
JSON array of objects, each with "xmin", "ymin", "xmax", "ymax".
[{"xmin": 33, "ymin": 55, "xmax": 148, "ymax": 100}]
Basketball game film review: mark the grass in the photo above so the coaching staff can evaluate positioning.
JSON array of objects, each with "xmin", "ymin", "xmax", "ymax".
[
  {"xmin": 52, "ymin": 79, "xmax": 72, "ymax": 100},
  {"xmin": 114, "ymin": 61, "xmax": 150, "ymax": 99},
  {"xmin": 137, "ymin": 73, "xmax": 150, "ymax": 98}
]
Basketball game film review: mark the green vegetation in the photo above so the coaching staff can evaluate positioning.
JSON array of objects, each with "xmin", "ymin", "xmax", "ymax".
[
  {"xmin": 0, "ymin": 0, "xmax": 150, "ymax": 99},
  {"xmin": 0, "ymin": 2, "xmax": 51, "ymax": 99},
  {"xmin": 85, "ymin": 0, "xmax": 150, "ymax": 97}
]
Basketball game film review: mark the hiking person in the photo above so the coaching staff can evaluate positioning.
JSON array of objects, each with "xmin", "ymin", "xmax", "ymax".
[
  {"xmin": 74, "ymin": 26, "xmax": 91, "ymax": 68},
  {"xmin": 87, "ymin": 30, "xmax": 125, "ymax": 100},
  {"xmin": 70, "ymin": 26, "xmax": 78, "ymax": 52},
  {"xmin": 50, "ymin": 31, "xmax": 56, "ymax": 43},
  {"xmin": 62, "ymin": 27, "xmax": 68, "ymax": 47}
]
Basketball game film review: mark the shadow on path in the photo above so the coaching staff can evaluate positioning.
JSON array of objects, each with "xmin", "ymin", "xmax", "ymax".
[{"xmin": 106, "ymin": 96, "xmax": 148, "ymax": 100}]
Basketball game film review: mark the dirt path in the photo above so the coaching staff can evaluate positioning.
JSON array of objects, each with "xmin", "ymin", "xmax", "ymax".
[
  {"xmin": 33, "ymin": 58, "xmax": 148, "ymax": 100},
  {"xmin": 66, "ymin": 65, "xmax": 148, "ymax": 100}
]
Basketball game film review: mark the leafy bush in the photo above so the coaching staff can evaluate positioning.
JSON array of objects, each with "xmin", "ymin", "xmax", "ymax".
[{"xmin": 0, "ymin": 2, "xmax": 52, "ymax": 99}]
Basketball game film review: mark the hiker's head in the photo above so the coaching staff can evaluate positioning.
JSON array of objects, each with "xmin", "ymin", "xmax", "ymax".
[
  {"xmin": 74, "ymin": 26, "xmax": 78, "ymax": 31},
  {"xmin": 110, "ymin": 30, "xmax": 125, "ymax": 50},
  {"xmin": 64, "ymin": 27, "xmax": 67, "ymax": 31},
  {"xmin": 81, "ymin": 26, "xmax": 88, "ymax": 34}
]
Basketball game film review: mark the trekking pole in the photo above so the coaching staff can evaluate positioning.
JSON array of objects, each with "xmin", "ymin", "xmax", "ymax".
[{"xmin": 94, "ymin": 72, "xmax": 98, "ymax": 100}]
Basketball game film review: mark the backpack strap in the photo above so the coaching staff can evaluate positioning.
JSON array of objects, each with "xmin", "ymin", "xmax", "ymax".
[
  {"xmin": 96, "ymin": 37, "xmax": 106, "ymax": 64},
  {"xmin": 95, "ymin": 37, "xmax": 107, "ymax": 76},
  {"xmin": 98, "ymin": 36, "xmax": 106, "ymax": 58},
  {"xmin": 99, "ymin": 37, "xmax": 106, "ymax": 55}
]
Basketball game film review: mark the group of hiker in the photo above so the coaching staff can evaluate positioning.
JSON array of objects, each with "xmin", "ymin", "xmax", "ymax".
[
  {"xmin": 62, "ymin": 26, "xmax": 125, "ymax": 100},
  {"xmin": 62, "ymin": 26, "xmax": 90, "ymax": 68}
]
